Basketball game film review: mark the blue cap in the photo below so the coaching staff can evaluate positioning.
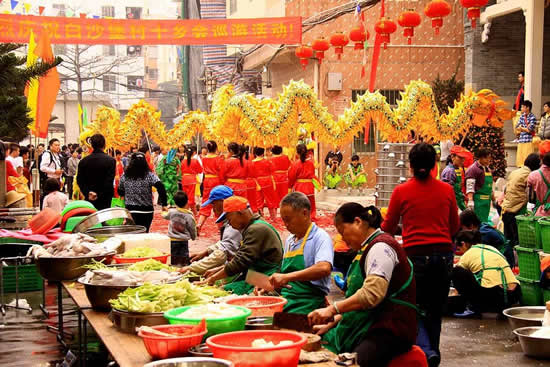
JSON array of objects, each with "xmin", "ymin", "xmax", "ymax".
[{"xmin": 201, "ymin": 185, "xmax": 234, "ymax": 208}]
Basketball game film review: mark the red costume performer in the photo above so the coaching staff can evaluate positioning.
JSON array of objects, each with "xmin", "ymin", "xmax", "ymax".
[
  {"xmin": 251, "ymin": 156, "xmax": 278, "ymax": 213},
  {"xmin": 246, "ymin": 157, "xmax": 258, "ymax": 213},
  {"xmin": 223, "ymin": 157, "xmax": 248, "ymax": 197},
  {"xmin": 181, "ymin": 157, "xmax": 203, "ymax": 212},
  {"xmin": 288, "ymin": 157, "xmax": 317, "ymax": 220},
  {"xmin": 270, "ymin": 153, "xmax": 291, "ymax": 203},
  {"xmin": 198, "ymin": 154, "xmax": 224, "ymax": 217},
  {"xmin": 114, "ymin": 158, "xmax": 124, "ymax": 198}
]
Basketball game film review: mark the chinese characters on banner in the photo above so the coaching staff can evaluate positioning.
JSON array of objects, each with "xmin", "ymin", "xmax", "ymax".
[{"xmin": 0, "ymin": 14, "xmax": 302, "ymax": 45}]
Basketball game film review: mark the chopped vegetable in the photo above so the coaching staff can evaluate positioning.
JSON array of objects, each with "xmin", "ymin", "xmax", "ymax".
[
  {"xmin": 109, "ymin": 280, "xmax": 229, "ymax": 313},
  {"xmin": 128, "ymin": 259, "xmax": 177, "ymax": 272},
  {"xmin": 82, "ymin": 259, "xmax": 109, "ymax": 270},
  {"xmin": 251, "ymin": 339, "xmax": 293, "ymax": 348},
  {"xmin": 177, "ymin": 303, "xmax": 245, "ymax": 319},
  {"xmin": 121, "ymin": 247, "xmax": 163, "ymax": 258}
]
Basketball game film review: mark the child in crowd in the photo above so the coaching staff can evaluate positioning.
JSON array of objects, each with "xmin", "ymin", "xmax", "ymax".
[
  {"xmin": 42, "ymin": 177, "xmax": 68, "ymax": 213},
  {"xmin": 324, "ymin": 158, "xmax": 342, "ymax": 189},
  {"xmin": 162, "ymin": 191, "xmax": 197, "ymax": 266},
  {"xmin": 344, "ymin": 155, "xmax": 367, "ymax": 193}
]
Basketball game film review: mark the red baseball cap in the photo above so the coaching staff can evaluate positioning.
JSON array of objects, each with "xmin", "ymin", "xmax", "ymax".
[
  {"xmin": 450, "ymin": 146, "xmax": 469, "ymax": 159},
  {"xmin": 216, "ymin": 196, "xmax": 250, "ymax": 223}
]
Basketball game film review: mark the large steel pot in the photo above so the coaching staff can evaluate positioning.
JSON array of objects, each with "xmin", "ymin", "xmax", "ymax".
[
  {"xmin": 513, "ymin": 327, "xmax": 550, "ymax": 359},
  {"xmin": 85, "ymin": 225, "xmax": 146, "ymax": 243},
  {"xmin": 77, "ymin": 276, "xmax": 129, "ymax": 310},
  {"xmin": 35, "ymin": 253, "xmax": 114, "ymax": 282},
  {"xmin": 503, "ymin": 306, "xmax": 545, "ymax": 330},
  {"xmin": 143, "ymin": 357, "xmax": 233, "ymax": 367},
  {"xmin": 72, "ymin": 208, "xmax": 134, "ymax": 233}
]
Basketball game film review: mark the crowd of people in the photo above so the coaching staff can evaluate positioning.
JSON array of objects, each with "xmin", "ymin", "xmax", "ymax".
[{"xmin": 5, "ymin": 116, "xmax": 550, "ymax": 366}]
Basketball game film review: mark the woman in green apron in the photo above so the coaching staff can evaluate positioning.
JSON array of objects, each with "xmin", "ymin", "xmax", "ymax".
[
  {"xmin": 466, "ymin": 148, "xmax": 493, "ymax": 223},
  {"xmin": 268, "ymin": 192, "xmax": 333, "ymax": 314},
  {"xmin": 309, "ymin": 203, "xmax": 417, "ymax": 366}
]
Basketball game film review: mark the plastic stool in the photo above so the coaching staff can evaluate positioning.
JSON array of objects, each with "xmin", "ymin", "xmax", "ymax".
[{"xmin": 388, "ymin": 345, "xmax": 427, "ymax": 367}]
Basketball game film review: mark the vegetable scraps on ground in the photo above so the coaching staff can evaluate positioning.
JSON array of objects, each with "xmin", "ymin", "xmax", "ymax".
[
  {"xmin": 120, "ymin": 247, "xmax": 163, "ymax": 258},
  {"xmin": 109, "ymin": 280, "xmax": 229, "ymax": 313}
]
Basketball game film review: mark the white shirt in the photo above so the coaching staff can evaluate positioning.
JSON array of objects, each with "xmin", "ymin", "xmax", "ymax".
[
  {"xmin": 6, "ymin": 155, "xmax": 23, "ymax": 169},
  {"xmin": 440, "ymin": 140, "xmax": 454, "ymax": 162},
  {"xmin": 40, "ymin": 151, "xmax": 62, "ymax": 179}
]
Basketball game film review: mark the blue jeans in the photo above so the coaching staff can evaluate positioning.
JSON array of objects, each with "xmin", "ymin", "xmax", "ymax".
[{"xmin": 409, "ymin": 252, "xmax": 453, "ymax": 364}]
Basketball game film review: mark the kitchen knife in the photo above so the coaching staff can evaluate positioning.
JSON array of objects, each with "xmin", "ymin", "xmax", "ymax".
[
  {"xmin": 273, "ymin": 312, "xmax": 313, "ymax": 333},
  {"xmin": 245, "ymin": 269, "xmax": 274, "ymax": 291}
]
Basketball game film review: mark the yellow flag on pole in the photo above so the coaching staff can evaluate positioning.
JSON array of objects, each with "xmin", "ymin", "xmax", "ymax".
[
  {"xmin": 23, "ymin": 3, "xmax": 31, "ymax": 14},
  {"xmin": 26, "ymin": 30, "xmax": 39, "ymax": 134}
]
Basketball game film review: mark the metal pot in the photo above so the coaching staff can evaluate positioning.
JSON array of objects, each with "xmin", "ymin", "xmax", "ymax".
[
  {"xmin": 110, "ymin": 308, "xmax": 166, "ymax": 334},
  {"xmin": 84, "ymin": 225, "xmax": 146, "ymax": 243},
  {"xmin": 35, "ymin": 253, "xmax": 114, "ymax": 282},
  {"xmin": 503, "ymin": 306, "xmax": 545, "ymax": 330},
  {"xmin": 77, "ymin": 276, "xmax": 129, "ymax": 310},
  {"xmin": 188, "ymin": 344, "xmax": 213, "ymax": 358},
  {"xmin": 143, "ymin": 357, "xmax": 233, "ymax": 367},
  {"xmin": 245, "ymin": 316, "xmax": 274, "ymax": 330},
  {"xmin": 513, "ymin": 327, "xmax": 550, "ymax": 359},
  {"xmin": 72, "ymin": 208, "xmax": 134, "ymax": 233}
]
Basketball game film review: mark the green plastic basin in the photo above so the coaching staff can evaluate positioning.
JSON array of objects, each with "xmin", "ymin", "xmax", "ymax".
[{"xmin": 164, "ymin": 305, "xmax": 251, "ymax": 337}]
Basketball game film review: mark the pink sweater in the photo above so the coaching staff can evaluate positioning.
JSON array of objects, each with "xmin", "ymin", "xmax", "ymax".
[{"xmin": 43, "ymin": 191, "xmax": 68, "ymax": 214}]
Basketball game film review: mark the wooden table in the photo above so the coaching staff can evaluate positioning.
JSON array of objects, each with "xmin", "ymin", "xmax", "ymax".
[{"xmin": 62, "ymin": 282, "xmax": 346, "ymax": 367}]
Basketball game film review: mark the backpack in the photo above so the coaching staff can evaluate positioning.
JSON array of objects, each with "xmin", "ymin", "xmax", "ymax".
[{"xmin": 36, "ymin": 151, "xmax": 57, "ymax": 189}]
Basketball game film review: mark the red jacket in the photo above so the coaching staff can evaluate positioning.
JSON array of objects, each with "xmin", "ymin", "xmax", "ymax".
[
  {"xmin": 251, "ymin": 157, "xmax": 274, "ymax": 188},
  {"xmin": 288, "ymin": 158, "xmax": 316, "ymax": 196},
  {"xmin": 270, "ymin": 154, "xmax": 291, "ymax": 183},
  {"xmin": 381, "ymin": 176, "xmax": 460, "ymax": 255},
  {"xmin": 223, "ymin": 157, "xmax": 248, "ymax": 181},
  {"xmin": 5, "ymin": 160, "xmax": 18, "ymax": 192},
  {"xmin": 201, "ymin": 154, "xmax": 224, "ymax": 183},
  {"xmin": 181, "ymin": 158, "xmax": 203, "ymax": 186}
]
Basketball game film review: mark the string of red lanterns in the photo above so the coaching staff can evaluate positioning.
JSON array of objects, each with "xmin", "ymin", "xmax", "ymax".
[{"xmin": 294, "ymin": 1, "xmax": 487, "ymax": 68}]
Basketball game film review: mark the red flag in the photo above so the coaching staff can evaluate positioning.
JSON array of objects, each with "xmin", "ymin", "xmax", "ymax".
[
  {"xmin": 38, "ymin": 6, "xmax": 45, "ymax": 15},
  {"xmin": 34, "ymin": 29, "xmax": 60, "ymax": 138},
  {"xmin": 368, "ymin": 33, "xmax": 382, "ymax": 92}
]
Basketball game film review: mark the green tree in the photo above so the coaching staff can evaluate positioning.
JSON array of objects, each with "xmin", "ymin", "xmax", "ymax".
[{"xmin": 0, "ymin": 43, "xmax": 62, "ymax": 142}]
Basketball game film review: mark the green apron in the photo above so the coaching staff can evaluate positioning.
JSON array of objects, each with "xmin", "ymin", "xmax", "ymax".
[
  {"xmin": 223, "ymin": 219, "xmax": 282, "ymax": 295},
  {"xmin": 280, "ymin": 224, "xmax": 327, "ymax": 314},
  {"xmin": 534, "ymin": 170, "xmax": 550, "ymax": 213},
  {"xmin": 454, "ymin": 167, "xmax": 466, "ymax": 211},
  {"xmin": 474, "ymin": 170, "xmax": 493, "ymax": 223},
  {"xmin": 472, "ymin": 245, "xmax": 511, "ymax": 305},
  {"xmin": 323, "ymin": 232, "xmax": 416, "ymax": 354}
]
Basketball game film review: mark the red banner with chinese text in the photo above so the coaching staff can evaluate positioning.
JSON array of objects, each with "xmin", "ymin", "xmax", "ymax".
[{"xmin": 0, "ymin": 14, "xmax": 302, "ymax": 45}]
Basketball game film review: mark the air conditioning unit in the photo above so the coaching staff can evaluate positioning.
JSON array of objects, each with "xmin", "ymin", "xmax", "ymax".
[{"xmin": 327, "ymin": 72, "xmax": 342, "ymax": 91}]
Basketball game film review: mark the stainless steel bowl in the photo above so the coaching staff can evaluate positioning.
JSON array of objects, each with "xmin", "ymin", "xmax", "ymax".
[
  {"xmin": 77, "ymin": 276, "xmax": 129, "ymax": 310},
  {"xmin": 110, "ymin": 308, "xmax": 166, "ymax": 334},
  {"xmin": 245, "ymin": 316, "xmax": 273, "ymax": 330},
  {"xmin": 188, "ymin": 343, "xmax": 213, "ymax": 357},
  {"xmin": 84, "ymin": 225, "xmax": 146, "ymax": 243},
  {"xmin": 143, "ymin": 357, "xmax": 233, "ymax": 367},
  {"xmin": 503, "ymin": 306, "xmax": 545, "ymax": 330},
  {"xmin": 73, "ymin": 208, "xmax": 134, "ymax": 233},
  {"xmin": 35, "ymin": 253, "xmax": 114, "ymax": 282},
  {"xmin": 513, "ymin": 327, "xmax": 550, "ymax": 359}
]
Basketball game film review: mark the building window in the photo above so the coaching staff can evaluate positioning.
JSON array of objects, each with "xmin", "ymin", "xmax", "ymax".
[
  {"xmin": 103, "ymin": 45, "xmax": 115, "ymax": 56},
  {"xmin": 230, "ymin": 0, "xmax": 238, "ymax": 14},
  {"xmin": 101, "ymin": 5, "xmax": 114, "ymax": 18},
  {"xmin": 126, "ymin": 7, "xmax": 142, "ymax": 19},
  {"xmin": 127, "ymin": 76, "xmax": 143, "ymax": 91},
  {"xmin": 52, "ymin": 4, "xmax": 65, "ymax": 16},
  {"xmin": 103, "ymin": 75, "xmax": 116, "ymax": 92},
  {"xmin": 351, "ymin": 89, "xmax": 402, "ymax": 153},
  {"xmin": 127, "ymin": 45, "xmax": 142, "ymax": 57},
  {"xmin": 148, "ymin": 68, "xmax": 158, "ymax": 80}
]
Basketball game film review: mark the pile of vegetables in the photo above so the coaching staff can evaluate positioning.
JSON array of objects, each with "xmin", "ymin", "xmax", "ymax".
[
  {"xmin": 128, "ymin": 259, "xmax": 177, "ymax": 272},
  {"xmin": 177, "ymin": 303, "xmax": 246, "ymax": 319},
  {"xmin": 120, "ymin": 247, "xmax": 163, "ymax": 258},
  {"xmin": 110, "ymin": 280, "xmax": 229, "ymax": 313},
  {"xmin": 251, "ymin": 339, "xmax": 293, "ymax": 348}
]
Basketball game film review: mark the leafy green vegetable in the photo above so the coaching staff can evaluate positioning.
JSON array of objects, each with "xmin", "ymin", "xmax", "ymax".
[
  {"xmin": 81, "ymin": 259, "xmax": 109, "ymax": 270},
  {"xmin": 127, "ymin": 259, "xmax": 177, "ymax": 272},
  {"xmin": 121, "ymin": 247, "xmax": 163, "ymax": 258},
  {"xmin": 109, "ymin": 280, "xmax": 229, "ymax": 313}
]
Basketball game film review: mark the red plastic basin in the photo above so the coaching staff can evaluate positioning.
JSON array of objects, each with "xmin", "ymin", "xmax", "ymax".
[
  {"xmin": 225, "ymin": 296, "xmax": 287, "ymax": 317},
  {"xmin": 113, "ymin": 254, "xmax": 169, "ymax": 264},
  {"xmin": 206, "ymin": 330, "xmax": 306, "ymax": 367},
  {"xmin": 138, "ymin": 324, "xmax": 208, "ymax": 360}
]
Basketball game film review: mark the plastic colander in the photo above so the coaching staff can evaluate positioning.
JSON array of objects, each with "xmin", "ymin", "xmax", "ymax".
[{"xmin": 225, "ymin": 296, "xmax": 287, "ymax": 317}]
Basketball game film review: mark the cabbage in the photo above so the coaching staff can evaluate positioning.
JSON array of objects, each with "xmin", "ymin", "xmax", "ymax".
[{"xmin": 121, "ymin": 247, "xmax": 163, "ymax": 258}]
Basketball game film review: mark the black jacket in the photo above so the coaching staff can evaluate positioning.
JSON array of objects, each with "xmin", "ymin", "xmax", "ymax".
[{"xmin": 77, "ymin": 151, "xmax": 116, "ymax": 210}]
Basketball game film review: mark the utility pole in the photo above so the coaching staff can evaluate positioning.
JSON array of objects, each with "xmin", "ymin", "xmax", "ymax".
[{"xmin": 181, "ymin": 0, "xmax": 192, "ymax": 111}]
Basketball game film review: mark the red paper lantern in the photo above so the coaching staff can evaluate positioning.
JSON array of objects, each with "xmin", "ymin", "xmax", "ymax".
[
  {"xmin": 330, "ymin": 32, "xmax": 349, "ymax": 60},
  {"xmin": 349, "ymin": 25, "xmax": 369, "ymax": 50},
  {"xmin": 424, "ymin": 0, "xmax": 452, "ymax": 36},
  {"xmin": 460, "ymin": 0, "xmax": 489, "ymax": 28},
  {"xmin": 295, "ymin": 45, "xmax": 313, "ymax": 70},
  {"xmin": 374, "ymin": 17, "xmax": 397, "ymax": 50},
  {"xmin": 312, "ymin": 38, "xmax": 330, "ymax": 65},
  {"xmin": 398, "ymin": 10, "xmax": 422, "ymax": 45}
]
